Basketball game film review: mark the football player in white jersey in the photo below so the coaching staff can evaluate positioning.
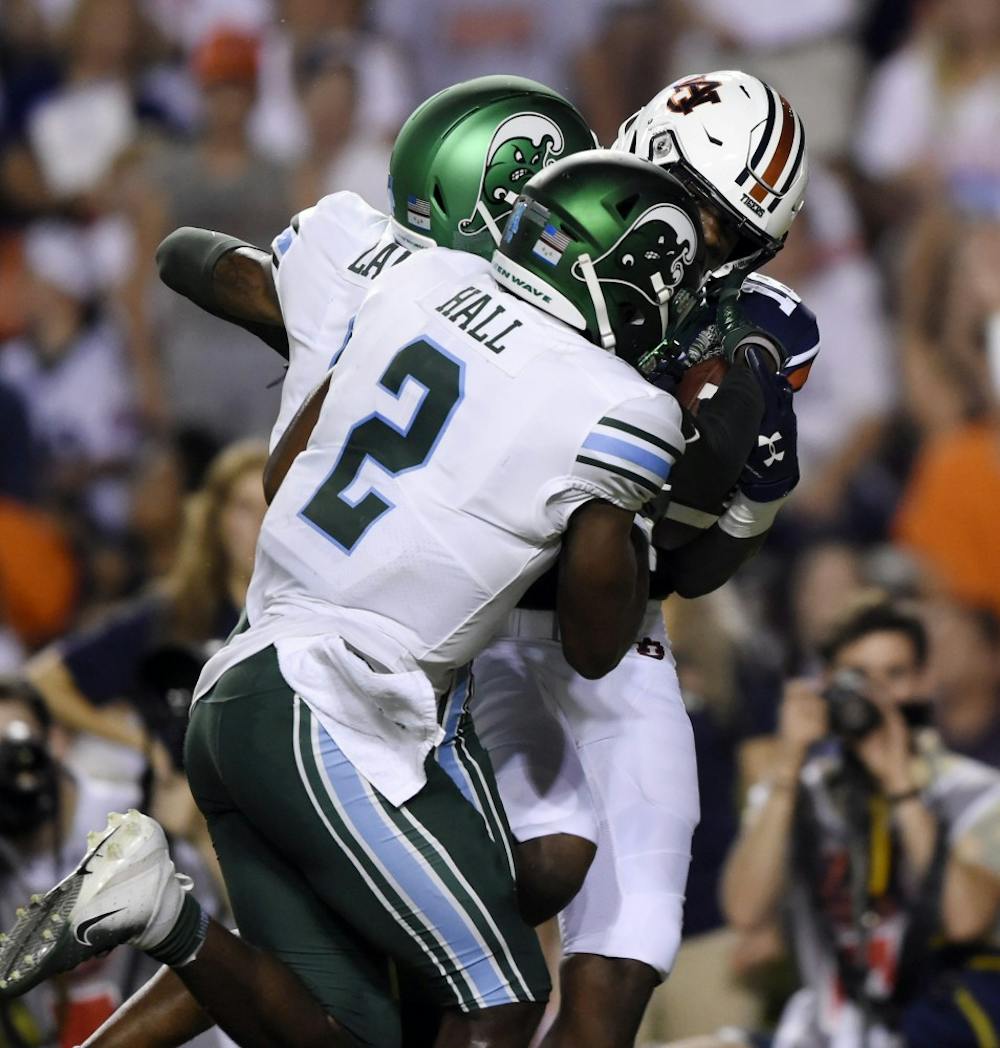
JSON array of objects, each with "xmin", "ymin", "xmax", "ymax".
[
  {"xmin": 41, "ymin": 72, "xmax": 814, "ymax": 1048},
  {"xmin": 466, "ymin": 71, "xmax": 816, "ymax": 1048},
  {"xmin": 0, "ymin": 147, "xmax": 710, "ymax": 1047}
]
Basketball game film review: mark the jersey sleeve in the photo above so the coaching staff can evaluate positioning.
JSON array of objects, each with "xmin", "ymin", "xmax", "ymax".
[
  {"xmin": 269, "ymin": 192, "xmax": 384, "ymax": 346},
  {"xmin": 544, "ymin": 390, "xmax": 684, "ymax": 530}
]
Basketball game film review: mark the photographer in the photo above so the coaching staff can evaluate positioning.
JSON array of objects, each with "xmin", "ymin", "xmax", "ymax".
[{"xmin": 721, "ymin": 597, "xmax": 1000, "ymax": 1047}]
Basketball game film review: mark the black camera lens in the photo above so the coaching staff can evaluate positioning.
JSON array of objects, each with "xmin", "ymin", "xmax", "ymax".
[{"xmin": 823, "ymin": 669, "xmax": 883, "ymax": 741}]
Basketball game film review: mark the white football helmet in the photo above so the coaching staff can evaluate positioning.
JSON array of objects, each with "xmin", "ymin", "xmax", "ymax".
[{"xmin": 612, "ymin": 70, "xmax": 808, "ymax": 277}]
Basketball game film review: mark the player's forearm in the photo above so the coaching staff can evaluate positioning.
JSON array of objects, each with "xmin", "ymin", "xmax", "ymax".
[
  {"xmin": 156, "ymin": 227, "xmax": 288, "ymax": 357},
  {"xmin": 654, "ymin": 525, "xmax": 768, "ymax": 598},
  {"xmin": 721, "ymin": 759, "xmax": 800, "ymax": 929},
  {"xmin": 558, "ymin": 512, "xmax": 649, "ymax": 679},
  {"xmin": 263, "ymin": 373, "xmax": 332, "ymax": 503}
]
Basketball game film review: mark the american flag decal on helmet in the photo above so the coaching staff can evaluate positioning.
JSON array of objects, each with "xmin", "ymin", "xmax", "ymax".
[
  {"xmin": 406, "ymin": 195, "xmax": 432, "ymax": 230},
  {"xmin": 734, "ymin": 85, "xmax": 805, "ymax": 214},
  {"xmin": 532, "ymin": 223, "xmax": 571, "ymax": 266}
]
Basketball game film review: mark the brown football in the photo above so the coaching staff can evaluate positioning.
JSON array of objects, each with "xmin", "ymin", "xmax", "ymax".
[{"xmin": 676, "ymin": 357, "xmax": 729, "ymax": 414}]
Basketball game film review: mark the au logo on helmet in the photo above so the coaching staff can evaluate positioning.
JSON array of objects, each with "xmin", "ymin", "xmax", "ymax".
[
  {"xmin": 574, "ymin": 204, "xmax": 698, "ymax": 304},
  {"xmin": 459, "ymin": 113, "xmax": 567, "ymax": 238}
]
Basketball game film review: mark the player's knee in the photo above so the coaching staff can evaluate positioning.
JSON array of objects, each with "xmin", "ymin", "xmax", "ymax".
[{"xmin": 515, "ymin": 833, "xmax": 596, "ymax": 926}]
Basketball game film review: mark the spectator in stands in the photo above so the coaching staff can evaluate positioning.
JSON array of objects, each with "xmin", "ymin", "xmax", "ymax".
[
  {"xmin": 291, "ymin": 46, "xmax": 392, "ymax": 211},
  {"xmin": 721, "ymin": 597, "xmax": 1000, "ymax": 1048},
  {"xmin": 667, "ymin": 0, "xmax": 865, "ymax": 160},
  {"xmin": 1, "ymin": 0, "xmax": 167, "ymax": 216},
  {"xmin": 0, "ymin": 221, "xmax": 137, "ymax": 534},
  {"xmin": 252, "ymin": 0, "xmax": 413, "ymax": 162},
  {"xmin": 22, "ymin": 439, "xmax": 266, "ymax": 874},
  {"xmin": 926, "ymin": 601, "xmax": 1000, "ymax": 768},
  {"xmin": 855, "ymin": 0, "xmax": 1000, "ymax": 221},
  {"xmin": 23, "ymin": 439, "xmax": 265, "ymax": 772},
  {"xmin": 894, "ymin": 224, "xmax": 1000, "ymax": 618},
  {"xmin": 375, "ymin": 0, "xmax": 604, "ymax": 104},
  {"xmin": 126, "ymin": 28, "xmax": 291, "ymax": 437}
]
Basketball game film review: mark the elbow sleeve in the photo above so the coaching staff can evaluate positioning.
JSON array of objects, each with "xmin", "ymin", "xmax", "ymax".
[{"xmin": 157, "ymin": 227, "xmax": 250, "ymax": 299}]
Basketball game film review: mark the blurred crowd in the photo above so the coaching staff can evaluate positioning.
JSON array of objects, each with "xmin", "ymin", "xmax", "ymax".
[{"xmin": 2, "ymin": 0, "xmax": 1000, "ymax": 1045}]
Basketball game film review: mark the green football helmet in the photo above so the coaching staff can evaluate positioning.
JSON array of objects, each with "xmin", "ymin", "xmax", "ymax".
[
  {"xmin": 492, "ymin": 150, "xmax": 708, "ymax": 368},
  {"xmin": 388, "ymin": 75, "xmax": 596, "ymax": 259}
]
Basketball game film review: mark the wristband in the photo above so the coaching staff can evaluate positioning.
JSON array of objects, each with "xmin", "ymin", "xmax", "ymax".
[{"xmin": 718, "ymin": 490, "xmax": 789, "ymax": 539}]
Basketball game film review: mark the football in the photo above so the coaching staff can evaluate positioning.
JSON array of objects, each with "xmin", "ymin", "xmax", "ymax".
[{"xmin": 676, "ymin": 357, "xmax": 729, "ymax": 414}]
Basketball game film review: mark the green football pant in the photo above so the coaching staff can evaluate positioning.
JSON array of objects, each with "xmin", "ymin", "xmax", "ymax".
[{"xmin": 184, "ymin": 645, "xmax": 549, "ymax": 1047}]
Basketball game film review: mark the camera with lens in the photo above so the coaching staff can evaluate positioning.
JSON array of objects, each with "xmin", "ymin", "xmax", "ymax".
[
  {"xmin": 0, "ymin": 721, "xmax": 58, "ymax": 838},
  {"xmin": 822, "ymin": 669, "xmax": 883, "ymax": 741}
]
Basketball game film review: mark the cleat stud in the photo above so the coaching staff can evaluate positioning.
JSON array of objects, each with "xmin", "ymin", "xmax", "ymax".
[
  {"xmin": 41, "ymin": 930, "xmax": 53, "ymax": 941},
  {"xmin": 15, "ymin": 908, "xmax": 25, "ymax": 919},
  {"xmin": 29, "ymin": 894, "xmax": 42, "ymax": 905}
]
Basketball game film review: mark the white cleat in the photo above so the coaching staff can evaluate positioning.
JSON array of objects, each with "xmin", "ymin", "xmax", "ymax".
[{"xmin": 0, "ymin": 810, "xmax": 190, "ymax": 998}]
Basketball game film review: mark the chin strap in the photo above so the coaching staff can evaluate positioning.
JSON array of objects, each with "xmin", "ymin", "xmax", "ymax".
[
  {"xmin": 476, "ymin": 200, "xmax": 505, "ymax": 246},
  {"xmin": 577, "ymin": 253, "xmax": 616, "ymax": 351},
  {"xmin": 650, "ymin": 272, "xmax": 673, "ymax": 339}
]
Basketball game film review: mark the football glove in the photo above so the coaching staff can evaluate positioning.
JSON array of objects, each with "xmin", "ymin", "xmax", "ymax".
[
  {"xmin": 716, "ymin": 287, "xmax": 787, "ymax": 373},
  {"xmin": 738, "ymin": 345, "xmax": 799, "ymax": 502}
]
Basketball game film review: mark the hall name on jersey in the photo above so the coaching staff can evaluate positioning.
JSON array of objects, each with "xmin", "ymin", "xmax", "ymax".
[{"xmin": 435, "ymin": 286, "xmax": 523, "ymax": 354}]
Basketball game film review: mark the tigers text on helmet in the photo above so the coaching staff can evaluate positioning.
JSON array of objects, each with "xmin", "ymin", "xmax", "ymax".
[
  {"xmin": 613, "ymin": 70, "xmax": 807, "ymax": 278},
  {"xmin": 492, "ymin": 151, "xmax": 707, "ymax": 368},
  {"xmin": 388, "ymin": 75, "xmax": 596, "ymax": 260}
]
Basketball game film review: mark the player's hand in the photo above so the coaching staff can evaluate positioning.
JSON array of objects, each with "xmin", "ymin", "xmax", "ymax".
[
  {"xmin": 738, "ymin": 347, "xmax": 799, "ymax": 502},
  {"xmin": 716, "ymin": 287, "xmax": 786, "ymax": 373},
  {"xmin": 779, "ymin": 679, "xmax": 828, "ymax": 761}
]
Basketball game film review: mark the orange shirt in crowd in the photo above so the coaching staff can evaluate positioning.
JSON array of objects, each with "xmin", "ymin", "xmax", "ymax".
[
  {"xmin": 0, "ymin": 498, "xmax": 78, "ymax": 645},
  {"xmin": 894, "ymin": 421, "xmax": 1000, "ymax": 618}
]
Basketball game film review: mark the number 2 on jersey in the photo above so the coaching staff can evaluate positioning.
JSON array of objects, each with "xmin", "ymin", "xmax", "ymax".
[{"xmin": 300, "ymin": 338, "xmax": 463, "ymax": 552}]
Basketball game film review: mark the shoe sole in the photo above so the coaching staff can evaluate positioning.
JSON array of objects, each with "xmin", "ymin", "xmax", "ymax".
[{"xmin": 0, "ymin": 828, "xmax": 123, "ymax": 997}]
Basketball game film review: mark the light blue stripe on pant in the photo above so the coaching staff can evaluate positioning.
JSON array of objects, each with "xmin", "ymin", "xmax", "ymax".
[
  {"xmin": 313, "ymin": 720, "xmax": 518, "ymax": 1008},
  {"xmin": 436, "ymin": 667, "xmax": 479, "ymax": 810}
]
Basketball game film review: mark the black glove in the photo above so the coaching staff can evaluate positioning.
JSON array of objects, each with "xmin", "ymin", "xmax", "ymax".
[
  {"xmin": 716, "ymin": 287, "xmax": 788, "ymax": 373},
  {"xmin": 738, "ymin": 346, "xmax": 799, "ymax": 502}
]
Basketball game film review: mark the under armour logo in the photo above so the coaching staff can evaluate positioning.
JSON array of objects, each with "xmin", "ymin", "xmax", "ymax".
[{"xmin": 759, "ymin": 432, "xmax": 784, "ymax": 468}]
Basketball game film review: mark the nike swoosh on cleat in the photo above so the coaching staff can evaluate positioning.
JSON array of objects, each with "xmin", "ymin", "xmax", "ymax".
[
  {"xmin": 75, "ymin": 909, "xmax": 126, "ymax": 946},
  {"xmin": 684, "ymin": 430, "xmax": 701, "ymax": 445}
]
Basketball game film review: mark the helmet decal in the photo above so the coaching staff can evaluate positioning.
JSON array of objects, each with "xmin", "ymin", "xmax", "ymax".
[
  {"xmin": 459, "ymin": 112, "xmax": 566, "ymax": 237},
  {"xmin": 735, "ymin": 88, "xmax": 805, "ymax": 215},
  {"xmin": 574, "ymin": 203, "xmax": 698, "ymax": 306}
]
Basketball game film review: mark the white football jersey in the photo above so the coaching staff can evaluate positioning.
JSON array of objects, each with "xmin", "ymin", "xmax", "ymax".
[
  {"xmin": 268, "ymin": 191, "xmax": 412, "ymax": 450},
  {"xmin": 196, "ymin": 247, "xmax": 683, "ymax": 802}
]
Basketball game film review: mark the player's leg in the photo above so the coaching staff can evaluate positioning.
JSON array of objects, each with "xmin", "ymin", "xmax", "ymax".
[
  {"xmin": 205, "ymin": 645, "xmax": 549, "ymax": 1045},
  {"xmin": 470, "ymin": 622, "xmax": 598, "ymax": 924},
  {"xmin": 81, "ymin": 965, "xmax": 210, "ymax": 1047},
  {"xmin": 540, "ymin": 605, "xmax": 701, "ymax": 1048}
]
